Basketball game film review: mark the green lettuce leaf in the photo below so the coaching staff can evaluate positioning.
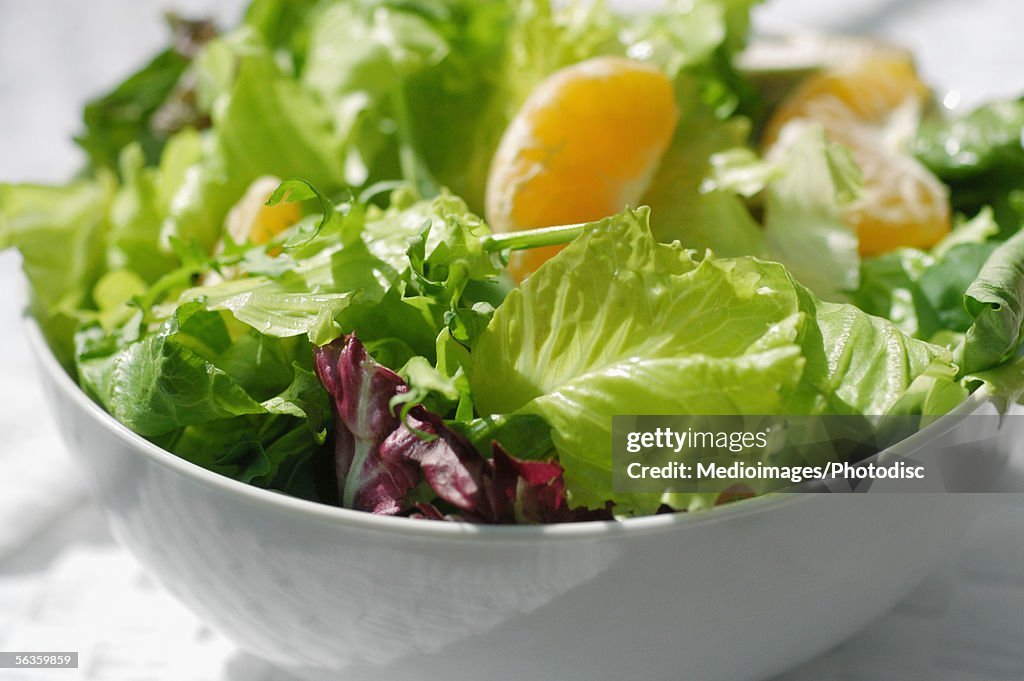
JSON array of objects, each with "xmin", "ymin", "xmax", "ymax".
[
  {"xmin": 790, "ymin": 293, "xmax": 957, "ymax": 417},
  {"xmin": 642, "ymin": 77, "xmax": 765, "ymax": 257},
  {"xmin": 706, "ymin": 123, "xmax": 863, "ymax": 301},
  {"xmin": 0, "ymin": 178, "xmax": 112, "ymax": 313},
  {"xmin": 0, "ymin": 177, "xmax": 116, "ymax": 365},
  {"xmin": 77, "ymin": 298, "xmax": 329, "ymax": 435},
  {"xmin": 302, "ymin": 1, "xmax": 451, "ymax": 190},
  {"xmin": 854, "ymin": 210, "xmax": 1001, "ymax": 341},
  {"xmin": 163, "ymin": 52, "xmax": 347, "ymax": 252},
  {"xmin": 914, "ymin": 98, "xmax": 1024, "ymax": 181},
  {"xmin": 468, "ymin": 209, "xmax": 794, "ymax": 512},
  {"xmin": 81, "ymin": 305, "xmax": 266, "ymax": 436},
  {"xmin": 260, "ymin": 362, "xmax": 331, "ymax": 436},
  {"xmin": 471, "ymin": 208, "xmax": 800, "ymax": 414},
  {"xmin": 170, "ymin": 187, "xmax": 499, "ymax": 348},
  {"xmin": 469, "ymin": 208, "xmax": 955, "ymax": 513},
  {"xmin": 932, "ymin": 206, "xmax": 1001, "ymax": 257},
  {"xmin": 961, "ymin": 229, "xmax": 1024, "ymax": 374},
  {"xmin": 963, "ymin": 353, "xmax": 1024, "ymax": 414},
  {"xmin": 76, "ymin": 16, "xmax": 218, "ymax": 172},
  {"xmin": 154, "ymin": 415, "xmax": 326, "ymax": 495},
  {"xmin": 78, "ymin": 48, "xmax": 188, "ymax": 171},
  {"xmin": 914, "ymin": 98, "xmax": 1024, "ymax": 237},
  {"xmin": 107, "ymin": 134, "xmax": 202, "ymax": 282},
  {"xmin": 242, "ymin": 0, "xmax": 321, "ymax": 64},
  {"xmin": 761, "ymin": 124, "xmax": 861, "ymax": 301},
  {"xmin": 853, "ymin": 248, "xmax": 930, "ymax": 337}
]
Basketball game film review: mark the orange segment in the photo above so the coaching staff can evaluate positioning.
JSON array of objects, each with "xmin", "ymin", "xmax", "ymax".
[
  {"xmin": 764, "ymin": 56, "xmax": 950, "ymax": 256},
  {"xmin": 486, "ymin": 56, "xmax": 679, "ymax": 279},
  {"xmin": 847, "ymin": 146, "xmax": 951, "ymax": 257},
  {"xmin": 226, "ymin": 175, "xmax": 303, "ymax": 246},
  {"xmin": 763, "ymin": 57, "xmax": 928, "ymax": 144}
]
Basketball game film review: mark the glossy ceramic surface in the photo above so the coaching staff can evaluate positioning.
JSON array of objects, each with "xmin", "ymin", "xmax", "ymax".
[{"xmin": 26, "ymin": 318, "xmax": 1008, "ymax": 681}]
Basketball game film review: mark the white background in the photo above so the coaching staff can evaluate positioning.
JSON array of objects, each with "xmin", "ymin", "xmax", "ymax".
[{"xmin": 1, "ymin": 1, "xmax": 1024, "ymax": 679}]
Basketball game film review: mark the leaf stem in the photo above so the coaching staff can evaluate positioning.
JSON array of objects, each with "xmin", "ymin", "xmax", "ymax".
[{"xmin": 482, "ymin": 222, "xmax": 587, "ymax": 252}]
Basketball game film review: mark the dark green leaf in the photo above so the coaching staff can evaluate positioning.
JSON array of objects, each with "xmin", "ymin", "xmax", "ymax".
[{"xmin": 76, "ymin": 49, "xmax": 190, "ymax": 171}]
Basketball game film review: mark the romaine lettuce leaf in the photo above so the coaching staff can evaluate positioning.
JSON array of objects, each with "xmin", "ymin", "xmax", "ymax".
[
  {"xmin": 961, "ymin": 229, "xmax": 1024, "ymax": 374},
  {"xmin": 469, "ymin": 208, "xmax": 956, "ymax": 513},
  {"xmin": 789, "ymin": 293, "xmax": 957, "ymax": 417},
  {"xmin": 469, "ymin": 209, "xmax": 802, "ymax": 512}
]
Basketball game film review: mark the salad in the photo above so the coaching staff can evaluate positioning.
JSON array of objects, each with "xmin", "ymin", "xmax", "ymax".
[{"xmin": 3, "ymin": 0, "xmax": 1024, "ymax": 523}]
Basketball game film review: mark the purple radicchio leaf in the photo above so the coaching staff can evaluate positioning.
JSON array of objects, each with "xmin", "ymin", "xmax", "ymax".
[
  {"xmin": 313, "ymin": 335, "xmax": 419, "ymax": 514},
  {"xmin": 490, "ymin": 444, "xmax": 565, "ymax": 524},
  {"xmin": 491, "ymin": 444, "xmax": 614, "ymax": 524},
  {"xmin": 382, "ymin": 409, "xmax": 510, "ymax": 522},
  {"xmin": 314, "ymin": 335, "xmax": 614, "ymax": 523}
]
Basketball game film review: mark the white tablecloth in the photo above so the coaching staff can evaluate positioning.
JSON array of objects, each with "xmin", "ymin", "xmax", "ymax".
[{"xmin": 1, "ymin": 1, "xmax": 1023, "ymax": 679}]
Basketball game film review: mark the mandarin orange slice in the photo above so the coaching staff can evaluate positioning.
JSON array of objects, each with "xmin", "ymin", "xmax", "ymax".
[
  {"xmin": 763, "ymin": 56, "xmax": 951, "ymax": 256},
  {"xmin": 226, "ymin": 176, "xmax": 303, "ymax": 246},
  {"xmin": 485, "ymin": 56, "xmax": 679, "ymax": 279}
]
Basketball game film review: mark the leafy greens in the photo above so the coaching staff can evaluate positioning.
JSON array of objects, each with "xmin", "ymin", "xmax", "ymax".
[{"xmin": 3, "ymin": 0, "xmax": 1024, "ymax": 523}]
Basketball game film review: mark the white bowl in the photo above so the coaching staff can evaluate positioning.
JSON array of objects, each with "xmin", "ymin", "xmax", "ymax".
[{"xmin": 26, "ymin": 316, "xmax": 1009, "ymax": 681}]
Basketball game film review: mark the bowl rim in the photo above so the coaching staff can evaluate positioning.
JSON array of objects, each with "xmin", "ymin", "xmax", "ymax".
[{"xmin": 24, "ymin": 313, "xmax": 992, "ymax": 540}]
